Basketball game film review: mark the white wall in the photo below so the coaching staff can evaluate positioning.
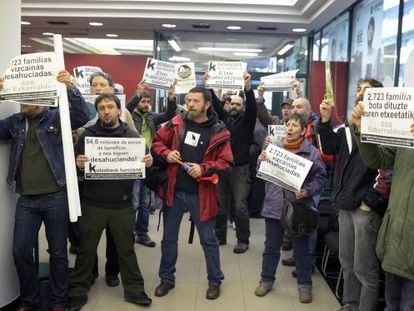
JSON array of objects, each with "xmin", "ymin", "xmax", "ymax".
[{"xmin": 0, "ymin": 0, "xmax": 21, "ymax": 307}]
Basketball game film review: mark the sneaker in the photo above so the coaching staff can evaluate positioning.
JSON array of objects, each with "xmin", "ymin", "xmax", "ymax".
[
  {"xmin": 299, "ymin": 291, "xmax": 312, "ymax": 303},
  {"xmin": 233, "ymin": 243, "xmax": 249, "ymax": 254},
  {"xmin": 125, "ymin": 292, "xmax": 152, "ymax": 306},
  {"xmin": 154, "ymin": 281, "xmax": 175, "ymax": 297},
  {"xmin": 281, "ymin": 257, "xmax": 295, "ymax": 266},
  {"xmin": 105, "ymin": 274, "xmax": 120, "ymax": 287},
  {"xmin": 254, "ymin": 284, "xmax": 272, "ymax": 297},
  {"xmin": 135, "ymin": 235, "xmax": 156, "ymax": 248}
]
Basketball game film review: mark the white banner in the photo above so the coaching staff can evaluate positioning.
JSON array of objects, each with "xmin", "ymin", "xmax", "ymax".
[
  {"xmin": 206, "ymin": 61, "xmax": 244, "ymax": 90},
  {"xmin": 0, "ymin": 52, "xmax": 59, "ymax": 105},
  {"xmin": 268, "ymin": 125, "xmax": 285, "ymax": 144},
  {"xmin": 361, "ymin": 87, "xmax": 414, "ymax": 148},
  {"xmin": 142, "ymin": 58, "xmax": 176, "ymax": 90},
  {"xmin": 260, "ymin": 69, "xmax": 299, "ymax": 92},
  {"xmin": 73, "ymin": 66, "xmax": 102, "ymax": 94},
  {"xmin": 257, "ymin": 144, "xmax": 313, "ymax": 191},
  {"xmin": 175, "ymin": 62, "xmax": 196, "ymax": 94},
  {"xmin": 85, "ymin": 137, "xmax": 146, "ymax": 179}
]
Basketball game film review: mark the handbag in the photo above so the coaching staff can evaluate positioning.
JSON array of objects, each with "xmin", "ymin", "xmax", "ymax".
[{"xmin": 281, "ymin": 191, "xmax": 319, "ymax": 236}]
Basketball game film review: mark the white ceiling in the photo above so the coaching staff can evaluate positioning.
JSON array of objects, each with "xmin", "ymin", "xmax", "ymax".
[{"xmin": 21, "ymin": 0, "xmax": 359, "ymax": 56}]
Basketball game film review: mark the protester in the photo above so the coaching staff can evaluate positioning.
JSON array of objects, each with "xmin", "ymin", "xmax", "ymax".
[
  {"xmin": 349, "ymin": 93, "xmax": 414, "ymax": 311},
  {"xmin": 0, "ymin": 71, "xmax": 89, "ymax": 311},
  {"xmin": 254, "ymin": 113, "xmax": 326, "ymax": 304},
  {"xmin": 152, "ymin": 85, "xmax": 233, "ymax": 300},
  {"xmin": 67, "ymin": 93, "xmax": 153, "ymax": 310}
]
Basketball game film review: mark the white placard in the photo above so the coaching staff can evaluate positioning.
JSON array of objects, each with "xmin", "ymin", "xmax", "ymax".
[
  {"xmin": 361, "ymin": 87, "xmax": 414, "ymax": 148},
  {"xmin": 84, "ymin": 137, "xmax": 146, "ymax": 179},
  {"xmin": 142, "ymin": 58, "xmax": 176, "ymax": 90},
  {"xmin": 206, "ymin": 61, "xmax": 244, "ymax": 90},
  {"xmin": 257, "ymin": 144, "xmax": 313, "ymax": 192},
  {"xmin": 260, "ymin": 69, "xmax": 299, "ymax": 92},
  {"xmin": 175, "ymin": 62, "xmax": 196, "ymax": 94},
  {"xmin": 268, "ymin": 125, "xmax": 285, "ymax": 144},
  {"xmin": 0, "ymin": 52, "xmax": 59, "ymax": 105},
  {"xmin": 73, "ymin": 66, "xmax": 102, "ymax": 94}
]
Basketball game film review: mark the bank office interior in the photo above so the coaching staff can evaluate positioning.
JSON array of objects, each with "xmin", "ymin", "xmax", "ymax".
[{"xmin": 3, "ymin": 0, "xmax": 414, "ymax": 310}]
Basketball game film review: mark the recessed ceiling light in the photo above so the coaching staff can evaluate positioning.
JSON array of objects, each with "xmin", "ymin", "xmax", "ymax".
[
  {"xmin": 21, "ymin": 21, "xmax": 31, "ymax": 25},
  {"xmin": 21, "ymin": 44, "xmax": 32, "ymax": 48},
  {"xmin": 162, "ymin": 23, "xmax": 176, "ymax": 28},
  {"xmin": 89, "ymin": 22, "xmax": 103, "ymax": 26},
  {"xmin": 227, "ymin": 26, "xmax": 241, "ymax": 30},
  {"xmin": 42, "ymin": 32, "xmax": 54, "ymax": 36},
  {"xmin": 106, "ymin": 33, "xmax": 118, "ymax": 38},
  {"xmin": 292, "ymin": 28, "xmax": 307, "ymax": 33}
]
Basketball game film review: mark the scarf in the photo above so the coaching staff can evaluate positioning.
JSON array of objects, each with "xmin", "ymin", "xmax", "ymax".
[{"xmin": 283, "ymin": 136, "xmax": 304, "ymax": 153}]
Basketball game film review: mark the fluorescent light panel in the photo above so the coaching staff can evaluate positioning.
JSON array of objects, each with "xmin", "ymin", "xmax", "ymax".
[
  {"xmin": 198, "ymin": 47, "xmax": 262, "ymax": 53},
  {"xmin": 277, "ymin": 43, "xmax": 294, "ymax": 56},
  {"xmin": 168, "ymin": 39, "xmax": 181, "ymax": 52}
]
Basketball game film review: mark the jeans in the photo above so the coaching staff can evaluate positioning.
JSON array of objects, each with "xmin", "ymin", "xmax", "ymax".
[
  {"xmin": 13, "ymin": 190, "xmax": 69, "ymax": 307},
  {"xmin": 260, "ymin": 218, "xmax": 312, "ymax": 292},
  {"xmin": 216, "ymin": 165, "xmax": 251, "ymax": 244},
  {"xmin": 385, "ymin": 272, "xmax": 414, "ymax": 311},
  {"xmin": 339, "ymin": 208, "xmax": 381, "ymax": 311},
  {"xmin": 159, "ymin": 191, "xmax": 224, "ymax": 285},
  {"xmin": 132, "ymin": 180, "xmax": 151, "ymax": 236}
]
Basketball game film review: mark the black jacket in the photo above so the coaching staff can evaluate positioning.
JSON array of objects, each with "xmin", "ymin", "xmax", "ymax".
[
  {"xmin": 211, "ymin": 89, "xmax": 256, "ymax": 166},
  {"xmin": 317, "ymin": 119, "xmax": 381, "ymax": 212},
  {"xmin": 75, "ymin": 120, "xmax": 140, "ymax": 208}
]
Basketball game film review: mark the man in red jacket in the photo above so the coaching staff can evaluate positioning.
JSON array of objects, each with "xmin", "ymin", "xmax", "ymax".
[{"xmin": 152, "ymin": 86, "xmax": 233, "ymax": 300}]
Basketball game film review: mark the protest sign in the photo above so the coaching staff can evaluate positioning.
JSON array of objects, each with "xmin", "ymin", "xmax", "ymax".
[
  {"xmin": 260, "ymin": 69, "xmax": 299, "ymax": 92},
  {"xmin": 268, "ymin": 125, "xmax": 285, "ymax": 144},
  {"xmin": 73, "ymin": 66, "xmax": 102, "ymax": 94},
  {"xmin": 206, "ymin": 61, "xmax": 244, "ymax": 90},
  {"xmin": 84, "ymin": 137, "xmax": 146, "ymax": 179},
  {"xmin": 0, "ymin": 52, "xmax": 59, "ymax": 106},
  {"xmin": 257, "ymin": 144, "xmax": 313, "ymax": 192},
  {"xmin": 142, "ymin": 58, "xmax": 176, "ymax": 90},
  {"xmin": 361, "ymin": 87, "xmax": 414, "ymax": 148},
  {"xmin": 175, "ymin": 62, "xmax": 196, "ymax": 94}
]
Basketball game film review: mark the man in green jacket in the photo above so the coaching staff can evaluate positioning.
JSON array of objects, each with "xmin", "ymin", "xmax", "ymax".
[{"xmin": 350, "ymin": 103, "xmax": 414, "ymax": 310}]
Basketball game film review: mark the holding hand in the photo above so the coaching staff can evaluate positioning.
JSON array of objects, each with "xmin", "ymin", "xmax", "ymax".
[
  {"xmin": 349, "ymin": 101, "xmax": 364, "ymax": 130},
  {"xmin": 257, "ymin": 82, "xmax": 265, "ymax": 97},
  {"xmin": 166, "ymin": 150, "xmax": 182, "ymax": 164},
  {"xmin": 186, "ymin": 162, "xmax": 202, "ymax": 179},
  {"xmin": 244, "ymin": 71, "xmax": 252, "ymax": 92},
  {"xmin": 56, "ymin": 70, "xmax": 74, "ymax": 89},
  {"xmin": 141, "ymin": 153, "xmax": 153, "ymax": 168},
  {"xmin": 76, "ymin": 155, "xmax": 89, "ymax": 170},
  {"xmin": 294, "ymin": 189, "xmax": 308, "ymax": 200},
  {"xmin": 168, "ymin": 80, "xmax": 176, "ymax": 101},
  {"xmin": 320, "ymin": 96, "xmax": 333, "ymax": 123}
]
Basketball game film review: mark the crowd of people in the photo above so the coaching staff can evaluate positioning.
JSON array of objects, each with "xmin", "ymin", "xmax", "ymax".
[{"xmin": 0, "ymin": 68, "xmax": 413, "ymax": 311}]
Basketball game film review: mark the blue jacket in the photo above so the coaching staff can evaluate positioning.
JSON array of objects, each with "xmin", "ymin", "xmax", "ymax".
[
  {"xmin": 0, "ymin": 87, "xmax": 89, "ymax": 188},
  {"xmin": 260, "ymin": 139, "xmax": 327, "ymax": 220}
]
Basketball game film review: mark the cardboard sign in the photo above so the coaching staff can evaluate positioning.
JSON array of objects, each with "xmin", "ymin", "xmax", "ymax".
[
  {"xmin": 257, "ymin": 144, "xmax": 313, "ymax": 191},
  {"xmin": 73, "ymin": 66, "xmax": 102, "ymax": 94},
  {"xmin": 361, "ymin": 87, "xmax": 414, "ymax": 148},
  {"xmin": 0, "ymin": 52, "xmax": 59, "ymax": 106},
  {"xmin": 85, "ymin": 137, "xmax": 146, "ymax": 179},
  {"xmin": 268, "ymin": 125, "xmax": 285, "ymax": 144},
  {"xmin": 175, "ymin": 62, "xmax": 196, "ymax": 94},
  {"xmin": 206, "ymin": 61, "xmax": 244, "ymax": 90},
  {"xmin": 260, "ymin": 69, "xmax": 299, "ymax": 92},
  {"xmin": 142, "ymin": 58, "xmax": 176, "ymax": 90}
]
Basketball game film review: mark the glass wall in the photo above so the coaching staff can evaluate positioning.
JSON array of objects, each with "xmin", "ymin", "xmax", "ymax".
[
  {"xmin": 321, "ymin": 12, "xmax": 350, "ymax": 61},
  {"xmin": 398, "ymin": 0, "xmax": 414, "ymax": 86},
  {"xmin": 155, "ymin": 30, "xmax": 309, "ymax": 114},
  {"xmin": 347, "ymin": 0, "xmax": 399, "ymax": 115}
]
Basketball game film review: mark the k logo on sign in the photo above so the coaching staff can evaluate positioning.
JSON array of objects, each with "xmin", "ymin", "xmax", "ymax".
[{"xmin": 184, "ymin": 131, "xmax": 200, "ymax": 147}]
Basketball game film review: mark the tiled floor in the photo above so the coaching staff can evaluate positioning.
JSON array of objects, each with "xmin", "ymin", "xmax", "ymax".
[{"xmin": 39, "ymin": 213, "xmax": 340, "ymax": 311}]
